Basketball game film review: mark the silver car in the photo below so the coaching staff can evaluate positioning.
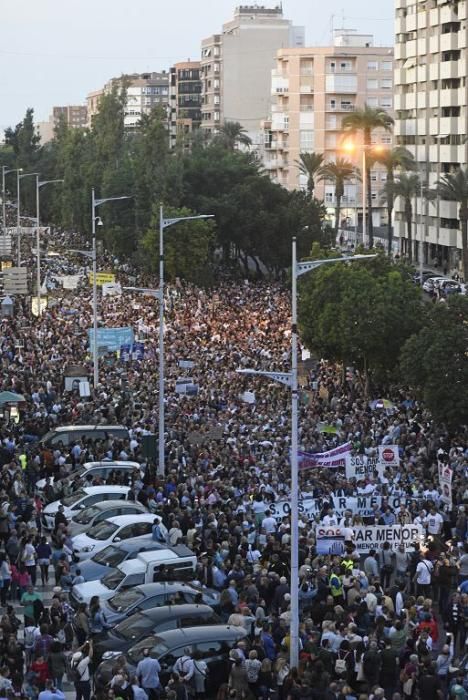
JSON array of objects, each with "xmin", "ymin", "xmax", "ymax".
[{"xmin": 67, "ymin": 500, "xmax": 147, "ymax": 537}]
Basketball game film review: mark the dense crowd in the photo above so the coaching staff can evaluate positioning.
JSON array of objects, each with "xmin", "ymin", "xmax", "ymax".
[{"xmin": 0, "ymin": 230, "xmax": 466, "ymax": 700}]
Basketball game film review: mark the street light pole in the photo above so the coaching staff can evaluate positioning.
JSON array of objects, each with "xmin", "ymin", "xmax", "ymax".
[
  {"xmin": 91, "ymin": 189, "xmax": 133, "ymax": 388},
  {"xmin": 157, "ymin": 206, "xmax": 214, "ymax": 476},
  {"xmin": 35, "ymin": 177, "xmax": 63, "ymax": 316},
  {"xmin": 16, "ymin": 170, "xmax": 20, "ymax": 266},
  {"xmin": 362, "ymin": 150, "xmax": 367, "ymax": 248},
  {"xmin": 2, "ymin": 167, "xmax": 7, "ymax": 235},
  {"xmin": 237, "ymin": 247, "xmax": 376, "ymax": 669}
]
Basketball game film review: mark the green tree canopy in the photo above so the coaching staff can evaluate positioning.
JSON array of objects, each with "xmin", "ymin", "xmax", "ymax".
[{"xmin": 400, "ymin": 295, "xmax": 468, "ymax": 430}]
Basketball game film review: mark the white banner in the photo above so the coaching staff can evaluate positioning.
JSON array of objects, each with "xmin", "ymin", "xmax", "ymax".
[
  {"xmin": 439, "ymin": 464, "xmax": 453, "ymax": 507},
  {"xmin": 316, "ymin": 524, "xmax": 424, "ymax": 555},
  {"xmin": 298, "ymin": 442, "xmax": 352, "ymax": 470},
  {"xmin": 345, "ymin": 445, "xmax": 400, "ymax": 480},
  {"xmin": 102, "ymin": 282, "xmax": 122, "ymax": 297},
  {"xmin": 269, "ymin": 494, "xmax": 416, "ymax": 523},
  {"xmin": 60, "ymin": 274, "xmax": 82, "ymax": 290}
]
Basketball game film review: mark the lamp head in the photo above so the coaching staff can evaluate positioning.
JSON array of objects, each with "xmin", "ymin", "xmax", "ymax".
[{"xmin": 96, "ymin": 217, "xmax": 104, "ymax": 227}]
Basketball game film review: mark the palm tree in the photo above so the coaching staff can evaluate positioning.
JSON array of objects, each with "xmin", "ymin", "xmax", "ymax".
[
  {"xmin": 381, "ymin": 173, "xmax": 420, "ymax": 262},
  {"xmin": 295, "ymin": 152, "xmax": 324, "ymax": 197},
  {"xmin": 374, "ymin": 147, "xmax": 415, "ymax": 255},
  {"xmin": 342, "ymin": 105, "xmax": 394, "ymax": 247},
  {"xmin": 319, "ymin": 158, "xmax": 356, "ymax": 239},
  {"xmin": 434, "ymin": 168, "xmax": 468, "ymax": 280},
  {"xmin": 218, "ymin": 121, "xmax": 252, "ymax": 150}
]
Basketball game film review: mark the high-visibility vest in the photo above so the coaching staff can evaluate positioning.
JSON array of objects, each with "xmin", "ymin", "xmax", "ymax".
[
  {"xmin": 342, "ymin": 558, "xmax": 354, "ymax": 572},
  {"xmin": 330, "ymin": 573, "xmax": 343, "ymax": 597},
  {"xmin": 19, "ymin": 454, "xmax": 27, "ymax": 470}
]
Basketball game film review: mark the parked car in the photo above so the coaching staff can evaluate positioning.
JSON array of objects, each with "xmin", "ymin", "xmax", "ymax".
[
  {"xmin": 71, "ymin": 514, "xmax": 156, "ymax": 562},
  {"xmin": 71, "ymin": 546, "xmax": 197, "ymax": 604},
  {"xmin": 41, "ymin": 486, "xmax": 131, "ymax": 530},
  {"xmin": 421, "ymin": 276, "xmax": 461, "ymax": 294},
  {"xmin": 70, "ymin": 535, "xmax": 165, "ymax": 581},
  {"xmin": 413, "ymin": 270, "xmax": 439, "ymax": 285},
  {"xmin": 39, "ymin": 425, "xmax": 129, "ymax": 449},
  {"xmin": 93, "ymin": 604, "xmax": 220, "ymax": 664},
  {"xmin": 67, "ymin": 500, "xmax": 148, "ymax": 537},
  {"xmin": 79, "ymin": 581, "xmax": 220, "ymax": 624},
  {"xmin": 36, "ymin": 461, "xmax": 142, "ymax": 495},
  {"xmin": 95, "ymin": 625, "xmax": 247, "ymax": 691}
]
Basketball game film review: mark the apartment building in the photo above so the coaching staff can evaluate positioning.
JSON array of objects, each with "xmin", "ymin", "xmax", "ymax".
[
  {"xmin": 200, "ymin": 4, "xmax": 304, "ymax": 144},
  {"xmin": 262, "ymin": 31, "xmax": 394, "ymax": 230},
  {"xmin": 87, "ymin": 72, "xmax": 170, "ymax": 128},
  {"xmin": 394, "ymin": 0, "xmax": 468, "ymax": 270},
  {"xmin": 35, "ymin": 104, "xmax": 88, "ymax": 144},
  {"xmin": 169, "ymin": 61, "xmax": 202, "ymax": 149}
]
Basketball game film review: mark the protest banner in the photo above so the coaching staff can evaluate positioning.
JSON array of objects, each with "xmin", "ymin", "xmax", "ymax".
[
  {"xmin": 298, "ymin": 442, "xmax": 352, "ymax": 471},
  {"xmin": 179, "ymin": 359, "xmax": 195, "ymax": 370},
  {"xmin": 87, "ymin": 271, "xmax": 116, "ymax": 286},
  {"xmin": 316, "ymin": 524, "xmax": 424, "ymax": 555},
  {"xmin": 439, "ymin": 464, "xmax": 453, "ymax": 506},
  {"xmin": 88, "ymin": 327, "xmax": 134, "ymax": 353},
  {"xmin": 102, "ymin": 282, "xmax": 122, "ymax": 297},
  {"xmin": 269, "ymin": 494, "xmax": 415, "ymax": 523},
  {"xmin": 120, "ymin": 342, "xmax": 145, "ymax": 361},
  {"xmin": 378, "ymin": 445, "xmax": 400, "ymax": 468},
  {"xmin": 345, "ymin": 445, "xmax": 400, "ymax": 480}
]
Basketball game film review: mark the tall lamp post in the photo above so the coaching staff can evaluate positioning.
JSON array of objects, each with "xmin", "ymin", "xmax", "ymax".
[
  {"xmin": 91, "ymin": 189, "xmax": 133, "ymax": 388},
  {"xmin": 35, "ymin": 177, "xmax": 63, "ymax": 316},
  {"xmin": 238, "ymin": 240, "xmax": 376, "ymax": 669},
  {"xmin": 158, "ymin": 205, "xmax": 214, "ymax": 476},
  {"xmin": 2, "ymin": 167, "xmax": 22, "ymax": 235},
  {"xmin": 342, "ymin": 142, "xmax": 386, "ymax": 247},
  {"xmin": 17, "ymin": 171, "xmax": 39, "ymax": 266}
]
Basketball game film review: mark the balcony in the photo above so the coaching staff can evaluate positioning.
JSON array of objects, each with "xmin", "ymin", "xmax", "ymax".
[
  {"xmin": 440, "ymin": 144, "xmax": 459, "ymax": 162},
  {"xmin": 439, "ymin": 200, "xmax": 459, "ymax": 219},
  {"xmin": 300, "ymin": 83, "xmax": 314, "ymax": 93},
  {"xmin": 440, "ymin": 88, "xmax": 459, "ymax": 107},
  {"xmin": 440, "ymin": 32, "xmax": 459, "ymax": 52},
  {"xmin": 438, "ymin": 226, "xmax": 459, "ymax": 248},
  {"xmin": 327, "ymin": 103, "xmax": 355, "ymax": 112},
  {"xmin": 440, "ymin": 60, "xmax": 460, "ymax": 80}
]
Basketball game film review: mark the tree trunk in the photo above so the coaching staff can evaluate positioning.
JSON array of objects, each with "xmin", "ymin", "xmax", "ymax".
[
  {"xmin": 387, "ymin": 205, "xmax": 393, "ymax": 256},
  {"xmin": 406, "ymin": 201, "xmax": 413, "ymax": 263},
  {"xmin": 335, "ymin": 195, "xmax": 342, "ymax": 242},
  {"xmin": 461, "ymin": 213, "xmax": 468, "ymax": 282},
  {"xmin": 367, "ymin": 167, "xmax": 374, "ymax": 248}
]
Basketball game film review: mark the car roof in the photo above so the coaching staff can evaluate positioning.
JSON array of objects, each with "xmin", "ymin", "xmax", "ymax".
[
  {"xmin": 105, "ymin": 514, "xmax": 156, "ymax": 526},
  {"xmin": 83, "ymin": 461, "xmax": 141, "ymax": 470},
  {"xmin": 81, "ymin": 500, "xmax": 145, "ymax": 513},
  {"xmin": 81, "ymin": 486, "xmax": 130, "ymax": 495},
  {"xmin": 52, "ymin": 425, "xmax": 128, "ymax": 433},
  {"xmin": 116, "ymin": 536, "xmax": 164, "ymax": 553},
  {"xmin": 138, "ymin": 625, "xmax": 246, "ymax": 647},
  {"xmin": 127, "ymin": 581, "xmax": 208, "ymax": 596},
  {"xmin": 135, "ymin": 547, "xmax": 195, "ymax": 565},
  {"xmin": 137, "ymin": 604, "xmax": 214, "ymax": 622}
]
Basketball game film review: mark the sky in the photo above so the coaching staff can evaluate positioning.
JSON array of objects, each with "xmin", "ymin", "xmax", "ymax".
[{"xmin": 0, "ymin": 0, "xmax": 394, "ymax": 132}]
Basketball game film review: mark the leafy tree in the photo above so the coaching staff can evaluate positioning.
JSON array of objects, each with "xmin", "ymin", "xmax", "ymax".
[
  {"xmin": 374, "ymin": 147, "xmax": 415, "ymax": 255},
  {"xmin": 400, "ymin": 296, "xmax": 468, "ymax": 429},
  {"xmin": 217, "ymin": 121, "xmax": 252, "ymax": 150},
  {"xmin": 142, "ymin": 205, "xmax": 216, "ymax": 284},
  {"xmin": 381, "ymin": 173, "xmax": 420, "ymax": 263},
  {"xmin": 319, "ymin": 158, "xmax": 356, "ymax": 238},
  {"xmin": 4, "ymin": 108, "xmax": 40, "ymax": 168},
  {"xmin": 295, "ymin": 152, "xmax": 324, "ymax": 197},
  {"xmin": 342, "ymin": 106, "xmax": 394, "ymax": 247},
  {"xmin": 299, "ymin": 254, "xmax": 423, "ymax": 390},
  {"xmin": 433, "ymin": 168, "xmax": 468, "ymax": 280}
]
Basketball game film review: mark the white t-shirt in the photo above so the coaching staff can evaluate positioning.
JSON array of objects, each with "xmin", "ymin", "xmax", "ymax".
[
  {"xmin": 426, "ymin": 512, "xmax": 443, "ymax": 535},
  {"xmin": 416, "ymin": 559, "xmax": 433, "ymax": 584},
  {"xmin": 261, "ymin": 516, "xmax": 277, "ymax": 533}
]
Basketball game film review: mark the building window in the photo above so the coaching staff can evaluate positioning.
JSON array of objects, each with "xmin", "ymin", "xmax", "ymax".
[
  {"xmin": 380, "ymin": 97, "xmax": 392, "ymax": 108},
  {"xmin": 381, "ymin": 61, "xmax": 392, "ymax": 71},
  {"xmin": 367, "ymin": 61, "xmax": 378, "ymax": 71},
  {"xmin": 367, "ymin": 79, "xmax": 378, "ymax": 90},
  {"xmin": 381, "ymin": 79, "xmax": 392, "ymax": 90},
  {"xmin": 300, "ymin": 130, "xmax": 314, "ymax": 150},
  {"xmin": 367, "ymin": 97, "xmax": 379, "ymax": 107}
]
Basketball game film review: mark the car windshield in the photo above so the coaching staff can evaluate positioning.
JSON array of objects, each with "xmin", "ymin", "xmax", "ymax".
[
  {"xmin": 128, "ymin": 637, "xmax": 168, "ymax": 663},
  {"xmin": 86, "ymin": 521, "xmax": 119, "ymax": 541},
  {"xmin": 92, "ymin": 546, "xmax": 127, "ymax": 568},
  {"xmin": 73, "ymin": 505, "xmax": 100, "ymax": 525},
  {"xmin": 114, "ymin": 613, "xmax": 154, "ymax": 641},
  {"xmin": 61, "ymin": 490, "xmax": 86, "ymax": 507},
  {"xmin": 108, "ymin": 588, "xmax": 144, "ymax": 612},
  {"xmin": 102, "ymin": 569, "xmax": 126, "ymax": 591}
]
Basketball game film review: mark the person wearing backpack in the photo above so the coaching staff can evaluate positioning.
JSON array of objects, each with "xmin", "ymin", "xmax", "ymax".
[
  {"xmin": 70, "ymin": 640, "xmax": 93, "ymax": 700},
  {"xmin": 73, "ymin": 603, "xmax": 89, "ymax": 646},
  {"xmin": 89, "ymin": 596, "xmax": 111, "ymax": 635},
  {"xmin": 334, "ymin": 640, "xmax": 353, "ymax": 683}
]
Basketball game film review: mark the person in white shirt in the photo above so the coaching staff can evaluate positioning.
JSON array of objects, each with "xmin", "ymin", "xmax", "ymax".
[
  {"xmin": 322, "ymin": 509, "xmax": 338, "ymax": 527},
  {"xmin": 414, "ymin": 555, "xmax": 433, "ymax": 597},
  {"xmin": 261, "ymin": 511, "xmax": 277, "ymax": 534},
  {"xmin": 426, "ymin": 507, "xmax": 444, "ymax": 538}
]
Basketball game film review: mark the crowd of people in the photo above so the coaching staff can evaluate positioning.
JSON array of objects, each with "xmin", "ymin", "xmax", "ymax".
[{"xmin": 0, "ymin": 230, "xmax": 465, "ymax": 700}]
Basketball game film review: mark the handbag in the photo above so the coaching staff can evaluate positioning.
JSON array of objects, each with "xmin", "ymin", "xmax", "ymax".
[{"xmin": 335, "ymin": 652, "xmax": 349, "ymax": 675}]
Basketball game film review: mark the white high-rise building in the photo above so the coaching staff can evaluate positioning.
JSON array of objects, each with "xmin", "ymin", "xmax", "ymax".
[{"xmin": 394, "ymin": 0, "xmax": 468, "ymax": 271}]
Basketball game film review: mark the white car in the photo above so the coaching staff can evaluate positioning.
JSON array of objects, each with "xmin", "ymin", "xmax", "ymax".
[
  {"xmin": 71, "ymin": 514, "xmax": 156, "ymax": 562},
  {"xmin": 422, "ymin": 276, "xmax": 460, "ymax": 294},
  {"xmin": 41, "ymin": 485, "xmax": 132, "ymax": 530},
  {"xmin": 36, "ymin": 461, "xmax": 142, "ymax": 494}
]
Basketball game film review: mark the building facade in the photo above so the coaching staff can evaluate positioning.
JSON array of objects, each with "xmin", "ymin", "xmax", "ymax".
[
  {"xmin": 169, "ymin": 61, "xmax": 202, "ymax": 149},
  {"xmin": 200, "ymin": 4, "xmax": 304, "ymax": 144},
  {"xmin": 262, "ymin": 31, "xmax": 394, "ymax": 230},
  {"xmin": 394, "ymin": 0, "xmax": 468, "ymax": 270},
  {"xmin": 87, "ymin": 72, "xmax": 170, "ymax": 128},
  {"xmin": 35, "ymin": 105, "xmax": 88, "ymax": 144}
]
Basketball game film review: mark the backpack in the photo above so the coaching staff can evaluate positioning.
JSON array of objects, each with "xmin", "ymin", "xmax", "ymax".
[
  {"xmin": 24, "ymin": 626, "xmax": 37, "ymax": 649},
  {"xmin": 335, "ymin": 652, "xmax": 350, "ymax": 675},
  {"xmin": 67, "ymin": 655, "xmax": 85, "ymax": 684}
]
